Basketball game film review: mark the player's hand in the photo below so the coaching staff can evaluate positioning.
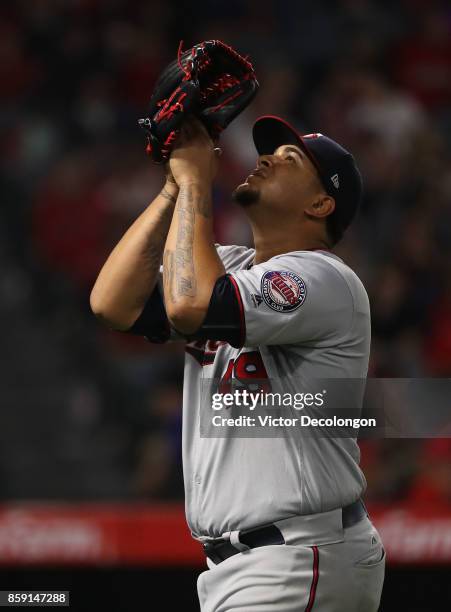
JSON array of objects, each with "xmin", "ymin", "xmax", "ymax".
[{"xmin": 169, "ymin": 117, "xmax": 221, "ymax": 186}]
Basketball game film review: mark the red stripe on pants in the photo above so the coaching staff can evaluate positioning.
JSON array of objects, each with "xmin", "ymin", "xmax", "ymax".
[{"xmin": 304, "ymin": 546, "xmax": 319, "ymax": 612}]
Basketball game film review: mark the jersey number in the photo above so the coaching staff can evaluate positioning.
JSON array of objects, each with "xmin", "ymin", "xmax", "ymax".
[{"xmin": 219, "ymin": 351, "xmax": 271, "ymax": 394}]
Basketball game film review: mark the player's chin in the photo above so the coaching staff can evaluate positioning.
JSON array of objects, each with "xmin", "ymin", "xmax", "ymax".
[{"xmin": 232, "ymin": 182, "xmax": 260, "ymax": 206}]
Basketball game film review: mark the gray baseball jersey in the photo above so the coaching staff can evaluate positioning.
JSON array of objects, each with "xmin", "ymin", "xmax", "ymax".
[{"xmin": 169, "ymin": 246, "xmax": 370, "ymax": 539}]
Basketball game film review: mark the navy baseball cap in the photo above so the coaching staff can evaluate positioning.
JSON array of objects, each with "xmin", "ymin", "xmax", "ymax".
[{"xmin": 252, "ymin": 115, "xmax": 363, "ymax": 233}]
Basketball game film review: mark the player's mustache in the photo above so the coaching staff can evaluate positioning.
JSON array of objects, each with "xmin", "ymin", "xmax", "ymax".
[{"xmin": 248, "ymin": 168, "xmax": 267, "ymax": 178}]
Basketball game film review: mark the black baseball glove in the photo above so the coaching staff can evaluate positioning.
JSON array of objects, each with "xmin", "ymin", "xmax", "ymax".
[{"xmin": 138, "ymin": 40, "xmax": 259, "ymax": 163}]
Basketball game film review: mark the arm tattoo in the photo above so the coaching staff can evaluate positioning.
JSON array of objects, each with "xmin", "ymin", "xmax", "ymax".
[
  {"xmin": 165, "ymin": 182, "xmax": 213, "ymax": 303},
  {"xmin": 163, "ymin": 249, "xmax": 175, "ymax": 304},
  {"xmin": 174, "ymin": 185, "xmax": 196, "ymax": 298}
]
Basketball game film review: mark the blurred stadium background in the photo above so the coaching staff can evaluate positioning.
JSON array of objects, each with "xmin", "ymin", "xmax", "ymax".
[{"xmin": 1, "ymin": 0, "xmax": 451, "ymax": 609}]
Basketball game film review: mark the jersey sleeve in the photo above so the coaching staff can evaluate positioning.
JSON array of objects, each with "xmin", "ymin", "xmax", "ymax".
[
  {"xmin": 128, "ymin": 244, "xmax": 252, "ymax": 344},
  {"xmin": 128, "ymin": 275, "xmax": 183, "ymax": 343},
  {"xmin": 129, "ymin": 273, "xmax": 242, "ymax": 345},
  {"xmin": 229, "ymin": 253, "xmax": 355, "ymax": 347}
]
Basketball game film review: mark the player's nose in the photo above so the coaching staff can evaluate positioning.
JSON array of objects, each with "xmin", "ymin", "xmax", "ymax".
[{"xmin": 257, "ymin": 155, "xmax": 273, "ymax": 169}]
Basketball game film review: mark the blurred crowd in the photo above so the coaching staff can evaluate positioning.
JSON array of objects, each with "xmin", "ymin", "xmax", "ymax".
[{"xmin": 0, "ymin": 0, "xmax": 450, "ymax": 506}]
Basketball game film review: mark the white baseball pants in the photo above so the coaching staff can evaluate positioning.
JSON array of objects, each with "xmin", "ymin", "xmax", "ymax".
[{"xmin": 197, "ymin": 516, "xmax": 385, "ymax": 612}]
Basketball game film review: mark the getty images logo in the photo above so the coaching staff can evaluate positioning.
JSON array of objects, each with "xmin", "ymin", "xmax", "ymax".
[{"xmin": 331, "ymin": 173, "xmax": 339, "ymax": 189}]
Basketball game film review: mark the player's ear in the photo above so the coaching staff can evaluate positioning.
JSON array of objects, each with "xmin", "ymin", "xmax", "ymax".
[{"xmin": 304, "ymin": 195, "xmax": 335, "ymax": 220}]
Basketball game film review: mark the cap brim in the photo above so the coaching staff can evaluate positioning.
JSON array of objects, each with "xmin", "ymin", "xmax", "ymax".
[{"xmin": 252, "ymin": 115, "xmax": 316, "ymax": 166}]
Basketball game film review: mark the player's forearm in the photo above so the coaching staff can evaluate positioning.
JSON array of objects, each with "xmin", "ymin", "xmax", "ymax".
[
  {"xmin": 90, "ymin": 181, "xmax": 178, "ymax": 330},
  {"xmin": 163, "ymin": 181, "xmax": 225, "ymax": 334}
]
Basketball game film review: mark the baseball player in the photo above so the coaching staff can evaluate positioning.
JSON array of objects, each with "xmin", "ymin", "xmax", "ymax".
[{"xmin": 91, "ymin": 115, "xmax": 385, "ymax": 611}]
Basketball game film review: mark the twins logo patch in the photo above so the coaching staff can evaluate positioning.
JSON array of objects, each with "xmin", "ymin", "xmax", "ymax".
[{"xmin": 261, "ymin": 271, "xmax": 307, "ymax": 313}]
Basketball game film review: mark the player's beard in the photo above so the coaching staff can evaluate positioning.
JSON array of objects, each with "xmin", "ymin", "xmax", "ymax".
[{"xmin": 232, "ymin": 183, "xmax": 260, "ymax": 206}]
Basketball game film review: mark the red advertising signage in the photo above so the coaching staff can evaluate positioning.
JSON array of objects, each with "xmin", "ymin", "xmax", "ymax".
[{"xmin": 0, "ymin": 503, "xmax": 449, "ymax": 566}]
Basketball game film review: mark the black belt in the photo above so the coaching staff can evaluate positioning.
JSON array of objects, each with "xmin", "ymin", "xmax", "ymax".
[{"xmin": 202, "ymin": 499, "xmax": 368, "ymax": 565}]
